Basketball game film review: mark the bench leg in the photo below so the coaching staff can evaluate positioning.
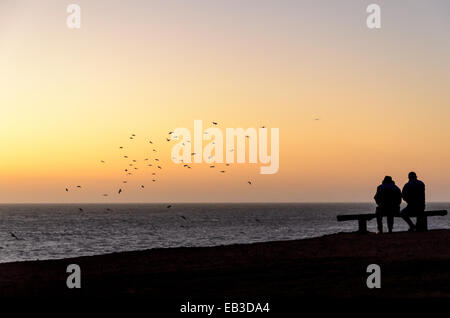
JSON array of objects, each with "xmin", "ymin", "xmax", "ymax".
[
  {"xmin": 358, "ymin": 219, "xmax": 368, "ymax": 233},
  {"xmin": 416, "ymin": 215, "xmax": 428, "ymax": 232}
]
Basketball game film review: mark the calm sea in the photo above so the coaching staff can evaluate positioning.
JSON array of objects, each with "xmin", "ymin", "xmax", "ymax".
[{"xmin": 1, "ymin": 203, "xmax": 449, "ymax": 263}]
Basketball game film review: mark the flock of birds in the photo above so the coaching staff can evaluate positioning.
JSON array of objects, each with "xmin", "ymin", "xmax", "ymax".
[{"xmin": 61, "ymin": 122, "xmax": 255, "ymax": 213}]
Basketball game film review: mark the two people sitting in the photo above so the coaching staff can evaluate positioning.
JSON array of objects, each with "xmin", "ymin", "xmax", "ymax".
[{"xmin": 374, "ymin": 172, "xmax": 425, "ymax": 233}]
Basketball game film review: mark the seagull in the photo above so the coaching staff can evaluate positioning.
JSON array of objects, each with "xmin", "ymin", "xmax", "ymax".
[
  {"xmin": 102, "ymin": 194, "xmax": 108, "ymax": 197},
  {"xmin": 248, "ymin": 181, "xmax": 252, "ymax": 185},
  {"xmin": 153, "ymin": 149, "xmax": 157, "ymax": 152},
  {"xmin": 167, "ymin": 205, "xmax": 172, "ymax": 208},
  {"xmin": 226, "ymin": 164, "xmax": 230, "ymax": 166},
  {"xmin": 124, "ymin": 156, "xmax": 128, "ymax": 158},
  {"xmin": 155, "ymin": 159, "xmax": 159, "ymax": 161},
  {"xmin": 123, "ymin": 181, "xmax": 127, "ymax": 183},
  {"xmin": 10, "ymin": 232, "xmax": 19, "ymax": 240},
  {"xmin": 118, "ymin": 189, "xmax": 122, "ymax": 194},
  {"xmin": 179, "ymin": 215, "xmax": 187, "ymax": 220},
  {"xmin": 141, "ymin": 185, "xmax": 145, "ymax": 189},
  {"xmin": 191, "ymin": 152, "xmax": 196, "ymax": 156},
  {"xmin": 76, "ymin": 185, "xmax": 81, "ymax": 188},
  {"xmin": 212, "ymin": 122, "xmax": 218, "ymax": 125},
  {"xmin": 220, "ymin": 170, "xmax": 225, "ymax": 173},
  {"xmin": 78, "ymin": 208, "xmax": 84, "ymax": 212},
  {"xmin": 152, "ymin": 179, "xmax": 156, "ymax": 182},
  {"xmin": 166, "ymin": 138, "xmax": 170, "ymax": 142},
  {"xmin": 132, "ymin": 134, "xmax": 136, "ymax": 136},
  {"xmin": 100, "ymin": 160, "xmax": 105, "ymax": 163},
  {"xmin": 210, "ymin": 165, "xmax": 215, "ymax": 168},
  {"xmin": 261, "ymin": 126, "xmax": 266, "ymax": 128},
  {"xmin": 65, "ymin": 188, "xmax": 69, "ymax": 192},
  {"xmin": 119, "ymin": 146, "xmax": 123, "ymax": 149},
  {"xmin": 149, "ymin": 141, "xmax": 153, "ymax": 144},
  {"xmin": 148, "ymin": 164, "xmax": 153, "ymax": 167},
  {"xmin": 314, "ymin": 118, "xmax": 320, "ymax": 121},
  {"xmin": 157, "ymin": 166, "xmax": 162, "ymax": 169},
  {"xmin": 168, "ymin": 131, "xmax": 173, "ymax": 135},
  {"xmin": 106, "ymin": 208, "xmax": 112, "ymax": 212},
  {"xmin": 152, "ymin": 173, "xmax": 156, "ymax": 175}
]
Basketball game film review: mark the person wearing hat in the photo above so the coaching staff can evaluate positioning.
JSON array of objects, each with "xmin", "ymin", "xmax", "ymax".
[
  {"xmin": 401, "ymin": 172, "xmax": 426, "ymax": 231},
  {"xmin": 374, "ymin": 176, "xmax": 402, "ymax": 233}
]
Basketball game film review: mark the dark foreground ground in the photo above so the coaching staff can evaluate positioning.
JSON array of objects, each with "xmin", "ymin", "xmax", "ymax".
[{"xmin": 1, "ymin": 230, "xmax": 449, "ymax": 301}]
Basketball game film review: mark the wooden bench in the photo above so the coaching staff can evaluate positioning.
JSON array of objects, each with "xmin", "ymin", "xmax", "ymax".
[{"xmin": 336, "ymin": 210, "xmax": 447, "ymax": 233}]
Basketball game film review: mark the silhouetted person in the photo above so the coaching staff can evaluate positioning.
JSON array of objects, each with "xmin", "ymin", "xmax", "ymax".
[
  {"xmin": 400, "ymin": 172, "xmax": 425, "ymax": 231},
  {"xmin": 374, "ymin": 176, "xmax": 402, "ymax": 233}
]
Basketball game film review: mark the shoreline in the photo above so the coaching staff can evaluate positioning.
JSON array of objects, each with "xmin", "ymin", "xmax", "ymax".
[{"xmin": 1, "ymin": 229, "xmax": 450, "ymax": 298}]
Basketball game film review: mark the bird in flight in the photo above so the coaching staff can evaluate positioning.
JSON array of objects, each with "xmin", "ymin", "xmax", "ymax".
[
  {"xmin": 65, "ymin": 188, "xmax": 69, "ymax": 192},
  {"xmin": 248, "ymin": 181, "xmax": 252, "ymax": 185},
  {"xmin": 10, "ymin": 232, "xmax": 20, "ymax": 240},
  {"xmin": 100, "ymin": 160, "xmax": 105, "ymax": 163},
  {"xmin": 76, "ymin": 185, "xmax": 81, "ymax": 188},
  {"xmin": 220, "ymin": 170, "xmax": 226, "ymax": 173},
  {"xmin": 167, "ymin": 205, "xmax": 172, "ymax": 208},
  {"xmin": 149, "ymin": 141, "xmax": 153, "ymax": 144},
  {"xmin": 78, "ymin": 208, "xmax": 84, "ymax": 212},
  {"xmin": 141, "ymin": 185, "xmax": 145, "ymax": 189},
  {"xmin": 118, "ymin": 189, "xmax": 122, "ymax": 194},
  {"xmin": 212, "ymin": 122, "xmax": 218, "ymax": 125}
]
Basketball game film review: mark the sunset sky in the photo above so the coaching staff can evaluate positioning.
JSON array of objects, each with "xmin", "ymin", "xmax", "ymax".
[{"xmin": 1, "ymin": 0, "xmax": 450, "ymax": 202}]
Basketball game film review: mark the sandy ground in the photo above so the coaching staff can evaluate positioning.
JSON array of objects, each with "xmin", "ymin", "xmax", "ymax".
[{"xmin": 0, "ymin": 229, "xmax": 449, "ymax": 300}]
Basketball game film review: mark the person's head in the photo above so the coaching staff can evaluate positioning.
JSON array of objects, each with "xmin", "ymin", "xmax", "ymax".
[
  {"xmin": 382, "ymin": 176, "xmax": 393, "ymax": 184},
  {"xmin": 408, "ymin": 171, "xmax": 417, "ymax": 181}
]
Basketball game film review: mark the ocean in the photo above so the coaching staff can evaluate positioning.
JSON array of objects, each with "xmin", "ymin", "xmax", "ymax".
[{"xmin": 1, "ymin": 203, "xmax": 449, "ymax": 263}]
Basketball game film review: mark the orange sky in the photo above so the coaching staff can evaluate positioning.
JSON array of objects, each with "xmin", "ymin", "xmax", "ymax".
[{"xmin": 1, "ymin": 0, "xmax": 450, "ymax": 202}]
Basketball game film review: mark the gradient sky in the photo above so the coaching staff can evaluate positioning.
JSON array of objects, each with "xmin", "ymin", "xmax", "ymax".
[{"xmin": 1, "ymin": 0, "xmax": 450, "ymax": 202}]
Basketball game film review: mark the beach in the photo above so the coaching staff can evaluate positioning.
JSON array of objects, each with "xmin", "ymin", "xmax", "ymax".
[{"xmin": 1, "ymin": 229, "xmax": 449, "ymax": 299}]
